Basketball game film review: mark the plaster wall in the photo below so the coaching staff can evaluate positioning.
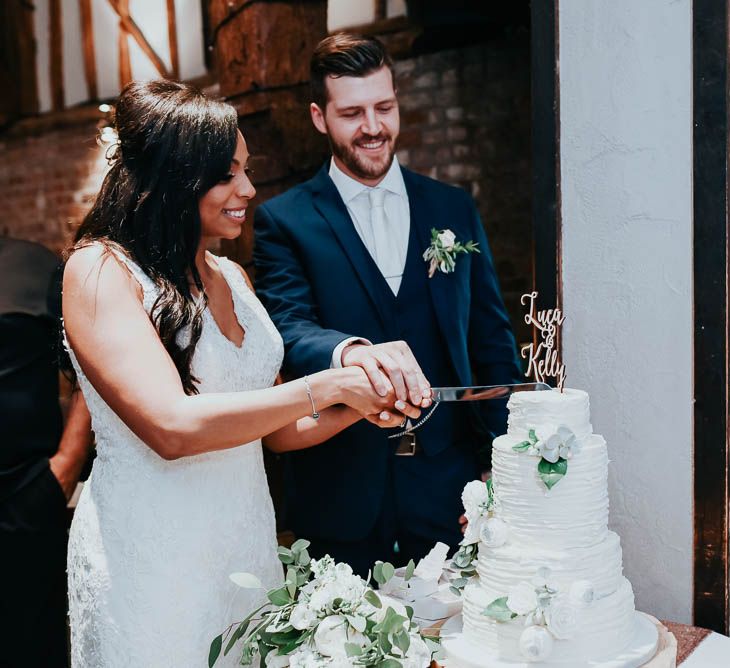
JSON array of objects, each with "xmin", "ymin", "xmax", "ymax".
[{"xmin": 558, "ymin": 0, "xmax": 693, "ymax": 622}]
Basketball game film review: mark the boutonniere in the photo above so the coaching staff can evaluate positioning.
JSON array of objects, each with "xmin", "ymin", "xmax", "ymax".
[{"xmin": 423, "ymin": 228, "xmax": 480, "ymax": 278}]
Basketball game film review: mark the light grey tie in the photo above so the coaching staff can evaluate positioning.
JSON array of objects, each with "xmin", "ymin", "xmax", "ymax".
[{"xmin": 368, "ymin": 187, "xmax": 401, "ymax": 294}]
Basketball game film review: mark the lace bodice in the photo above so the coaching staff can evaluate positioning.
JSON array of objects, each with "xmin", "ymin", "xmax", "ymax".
[{"xmin": 65, "ymin": 248, "xmax": 284, "ymax": 667}]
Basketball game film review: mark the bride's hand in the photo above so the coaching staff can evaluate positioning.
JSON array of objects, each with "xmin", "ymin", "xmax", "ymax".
[{"xmin": 335, "ymin": 366, "xmax": 421, "ymax": 424}]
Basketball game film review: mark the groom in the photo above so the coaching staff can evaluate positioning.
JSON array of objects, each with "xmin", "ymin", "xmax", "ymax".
[{"xmin": 254, "ymin": 33, "xmax": 520, "ymax": 575}]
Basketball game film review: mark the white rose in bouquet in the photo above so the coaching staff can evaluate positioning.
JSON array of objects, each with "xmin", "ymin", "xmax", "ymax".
[
  {"xmin": 546, "ymin": 594, "xmax": 579, "ymax": 639},
  {"xmin": 265, "ymin": 650, "xmax": 292, "ymax": 668},
  {"xmin": 519, "ymin": 625, "xmax": 554, "ymax": 662},
  {"xmin": 507, "ymin": 581, "xmax": 539, "ymax": 616},
  {"xmin": 314, "ymin": 615, "xmax": 366, "ymax": 658},
  {"xmin": 290, "ymin": 602, "xmax": 318, "ymax": 630},
  {"xmin": 437, "ymin": 229, "xmax": 457, "ymax": 250}
]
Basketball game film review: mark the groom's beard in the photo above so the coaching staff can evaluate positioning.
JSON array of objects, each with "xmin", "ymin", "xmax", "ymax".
[{"xmin": 328, "ymin": 130, "xmax": 396, "ymax": 181}]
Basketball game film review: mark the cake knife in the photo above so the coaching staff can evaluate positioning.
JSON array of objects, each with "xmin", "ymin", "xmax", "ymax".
[{"xmin": 429, "ymin": 382, "xmax": 552, "ymax": 402}]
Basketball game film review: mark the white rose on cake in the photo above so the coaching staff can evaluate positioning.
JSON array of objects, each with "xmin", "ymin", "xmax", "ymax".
[
  {"xmin": 479, "ymin": 517, "xmax": 509, "ymax": 547},
  {"xmin": 519, "ymin": 625, "xmax": 554, "ymax": 662},
  {"xmin": 546, "ymin": 595, "xmax": 579, "ymax": 639},
  {"xmin": 461, "ymin": 480, "xmax": 490, "ymax": 516},
  {"xmin": 507, "ymin": 581, "xmax": 539, "ymax": 616}
]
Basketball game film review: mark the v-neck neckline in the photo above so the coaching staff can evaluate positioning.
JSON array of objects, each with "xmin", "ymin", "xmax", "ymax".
[{"xmin": 201, "ymin": 254, "xmax": 246, "ymax": 350}]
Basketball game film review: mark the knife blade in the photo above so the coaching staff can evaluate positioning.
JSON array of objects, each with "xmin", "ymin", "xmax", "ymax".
[{"xmin": 429, "ymin": 382, "xmax": 552, "ymax": 402}]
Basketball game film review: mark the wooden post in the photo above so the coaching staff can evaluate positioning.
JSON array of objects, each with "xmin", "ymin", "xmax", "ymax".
[
  {"xmin": 167, "ymin": 0, "xmax": 180, "ymax": 79},
  {"xmin": 49, "ymin": 0, "xmax": 64, "ymax": 110},
  {"xmin": 118, "ymin": 0, "xmax": 132, "ymax": 88},
  {"xmin": 79, "ymin": 0, "xmax": 98, "ymax": 100}
]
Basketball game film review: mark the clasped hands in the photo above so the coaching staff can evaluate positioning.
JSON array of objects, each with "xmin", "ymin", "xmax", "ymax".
[{"xmin": 338, "ymin": 341, "xmax": 432, "ymax": 428}]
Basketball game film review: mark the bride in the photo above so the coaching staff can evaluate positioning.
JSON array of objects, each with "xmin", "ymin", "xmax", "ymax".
[{"xmin": 62, "ymin": 80, "xmax": 426, "ymax": 666}]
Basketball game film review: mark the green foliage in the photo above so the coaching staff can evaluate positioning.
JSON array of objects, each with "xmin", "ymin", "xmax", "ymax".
[
  {"xmin": 208, "ymin": 634, "xmax": 222, "ymax": 667},
  {"xmin": 512, "ymin": 440, "xmax": 532, "ymax": 452},
  {"xmin": 404, "ymin": 559, "xmax": 416, "ymax": 582},
  {"xmin": 482, "ymin": 597, "xmax": 518, "ymax": 622},
  {"xmin": 537, "ymin": 457, "xmax": 568, "ymax": 490}
]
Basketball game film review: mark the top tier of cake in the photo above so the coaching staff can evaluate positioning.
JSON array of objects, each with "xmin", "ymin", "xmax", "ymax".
[{"xmin": 507, "ymin": 388, "xmax": 592, "ymax": 440}]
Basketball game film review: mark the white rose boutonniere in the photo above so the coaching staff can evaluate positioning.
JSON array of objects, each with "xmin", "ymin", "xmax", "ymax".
[{"xmin": 423, "ymin": 228, "xmax": 480, "ymax": 278}]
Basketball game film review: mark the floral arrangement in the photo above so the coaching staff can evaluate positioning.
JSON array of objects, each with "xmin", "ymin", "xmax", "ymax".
[
  {"xmin": 209, "ymin": 540, "xmax": 436, "ymax": 668},
  {"xmin": 482, "ymin": 567, "xmax": 594, "ymax": 662},
  {"xmin": 422, "ymin": 228, "xmax": 480, "ymax": 278},
  {"xmin": 512, "ymin": 425, "xmax": 580, "ymax": 490},
  {"xmin": 449, "ymin": 479, "xmax": 509, "ymax": 596}
]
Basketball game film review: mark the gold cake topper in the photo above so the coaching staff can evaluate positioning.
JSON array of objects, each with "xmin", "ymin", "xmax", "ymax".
[{"xmin": 521, "ymin": 291, "xmax": 566, "ymax": 391}]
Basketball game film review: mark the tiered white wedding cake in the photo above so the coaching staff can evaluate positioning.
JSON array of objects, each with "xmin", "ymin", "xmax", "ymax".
[{"xmin": 443, "ymin": 388, "xmax": 660, "ymax": 668}]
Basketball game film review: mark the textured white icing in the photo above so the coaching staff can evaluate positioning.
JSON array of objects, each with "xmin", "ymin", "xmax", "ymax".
[
  {"xmin": 475, "ymin": 531, "xmax": 624, "ymax": 602},
  {"xmin": 507, "ymin": 388, "xmax": 592, "ymax": 441},
  {"xmin": 492, "ymin": 433, "xmax": 609, "ymax": 549},
  {"xmin": 462, "ymin": 578, "xmax": 636, "ymax": 664},
  {"xmin": 450, "ymin": 387, "xmax": 646, "ymax": 667}
]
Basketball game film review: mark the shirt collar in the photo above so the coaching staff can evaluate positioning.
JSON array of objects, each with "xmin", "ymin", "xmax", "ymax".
[{"xmin": 329, "ymin": 156, "xmax": 406, "ymax": 203}]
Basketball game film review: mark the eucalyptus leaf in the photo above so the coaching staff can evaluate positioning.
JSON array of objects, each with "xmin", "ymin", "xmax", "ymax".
[
  {"xmin": 208, "ymin": 634, "xmax": 223, "ymax": 667},
  {"xmin": 394, "ymin": 629, "xmax": 411, "ymax": 655},
  {"xmin": 364, "ymin": 590, "xmax": 382, "ymax": 608},
  {"xmin": 297, "ymin": 549, "xmax": 311, "ymax": 566},
  {"xmin": 345, "ymin": 642, "xmax": 364, "ymax": 657},
  {"xmin": 267, "ymin": 587, "xmax": 291, "ymax": 606},
  {"xmin": 449, "ymin": 585, "xmax": 462, "ymax": 597},
  {"xmin": 347, "ymin": 614, "xmax": 367, "ymax": 633},
  {"xmin": 482, "ymin": 596, "xmax": 518, "ymax": 622},
  {"xmin": 373, "ymin": 562, "xmax": 384, "ymax": 585},
  {"xmin": 290, "ymin": 538, "xmax": 311, "ymax": 553},
  {"xmin": 381, "ymin": 562, "xmax": 395, "ymax": 583},
  {"xmin": 378, "ymin": 634, "xmax": 393, "ymax": 654},
  {"xmin": 224, "ymin": 617, "xmax": 253, "ymax": 656},
  {"xmin": 452, "ymin": 577, "xmax": 468, "ymax": 588},
  {"xmin": 229, "ymin": 573, "xmax": 263, "ymax": 589},
  {"xmin": 404, "ymin": 605, "xmax": 414, "ymax": 621},
  {"xmin": 378, "ymin": 659, "xmax": 401, "ymax": 668},
  {"xmin": 404, "ymin": 559, "xmax": 416, "ymax": 581},
  {"xmin": 537, "ymin": 457, "xmax": 568, "ymax": 490}
]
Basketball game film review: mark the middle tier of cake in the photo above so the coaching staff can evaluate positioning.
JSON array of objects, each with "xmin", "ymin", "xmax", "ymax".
[
  {"xmin": 475, "ymin": 529, "xmax": 624, "ymax": 602},
  {"xmin": 491, "ymin": 433, "xmax": 609, "ymax": 549}
]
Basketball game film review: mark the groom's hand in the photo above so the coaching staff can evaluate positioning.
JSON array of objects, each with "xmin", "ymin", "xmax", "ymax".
[{"xmin": 341, "ymin": 341, "xmax": 432, "ymax": 408}]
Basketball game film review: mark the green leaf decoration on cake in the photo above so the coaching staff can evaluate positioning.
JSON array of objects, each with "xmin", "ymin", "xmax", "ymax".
[
  {"xmin": 537, "ymin": 458, "xmax": 568, "ymax": 490},
  {"xmin": 482, "ymin": 596, "xmax": 518, "ymax": 622},
  {"xmin": 512, "ymin": 441, "xmax": 532, "ymax": 452}
]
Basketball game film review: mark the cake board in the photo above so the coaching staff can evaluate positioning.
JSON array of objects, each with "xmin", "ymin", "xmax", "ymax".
[{"xmin": 439, "ymin": 611, "xmax": 675, "ymax": 668}]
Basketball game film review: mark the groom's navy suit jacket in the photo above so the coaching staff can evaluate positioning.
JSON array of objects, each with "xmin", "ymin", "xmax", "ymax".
[{"xmin": 254, "ymin": 164, "xmax": 520, "ymax": 544}]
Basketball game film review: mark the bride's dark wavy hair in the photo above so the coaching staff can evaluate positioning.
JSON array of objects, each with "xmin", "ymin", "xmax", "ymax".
[{"xmin": 73, "ymin": 79, "xmax": 238, "ymax": 394}]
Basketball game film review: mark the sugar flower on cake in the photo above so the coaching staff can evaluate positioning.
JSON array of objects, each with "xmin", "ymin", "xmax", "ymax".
[
  {"xmin": 479, "ymin": 517, "xmax": 509, "ymax": 548},
  {"xmin": 545, "ymin": 595, "xmax": 579, "ymax": 639},
  {"xmin": 507, "ymin": 581, "xmax": 539, "ymax": 616},
  {"xmin": 519, "ymin": 625, "xmax": 554, "ymax": 662},
  {"xmin": 460, "ymin": 479, "xmax": 495, "ymax": 546},
  {"xmin": 569, "ymin": 580, "xmax": 595, "ymax": 607}
]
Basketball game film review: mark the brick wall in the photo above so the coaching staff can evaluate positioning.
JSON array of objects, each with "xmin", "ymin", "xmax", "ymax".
[
  {"xmin": 394, "ymin": 39, "xmax": 532, "ymax": 344},
  {"xmin": 0, "ymin": 121, "xmax": 108, "ymax": 255},
  {"xmin": 0, "ymin": 37, "xmax": 531, "ymax": 345}
]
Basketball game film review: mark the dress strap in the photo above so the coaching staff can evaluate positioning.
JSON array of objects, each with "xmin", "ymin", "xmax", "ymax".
[{"xmin": 105, "ymin": 246, "xmax": 159, "ymax": 313}]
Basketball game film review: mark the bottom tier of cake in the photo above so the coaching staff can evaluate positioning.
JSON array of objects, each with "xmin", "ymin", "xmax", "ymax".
[
  {"xmin": 443, "ymin": 609, "xmax": 661, "ymax": 668},
  {"xmin": 460, "ymin": 577, "xmax": 639, "ymax": 665}
]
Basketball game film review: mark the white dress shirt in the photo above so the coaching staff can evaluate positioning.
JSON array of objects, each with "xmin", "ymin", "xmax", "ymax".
[{"xmin": 328, "ymin": 157, "xmax": 411, "ymax": 367}]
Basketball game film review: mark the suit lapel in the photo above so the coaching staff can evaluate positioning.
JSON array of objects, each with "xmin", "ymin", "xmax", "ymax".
[
  {"xmin": 311, "ymin": 167, "xmax": 397, "ymax": 336},
  {"xmin": 403, "ymin": 169, "xmax": 468, "ymax": 384}
]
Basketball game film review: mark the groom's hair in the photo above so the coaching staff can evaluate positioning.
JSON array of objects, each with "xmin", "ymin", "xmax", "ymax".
[{"xmin": 310, "ymin": 33, "xmax": 394, "ymax": 109}]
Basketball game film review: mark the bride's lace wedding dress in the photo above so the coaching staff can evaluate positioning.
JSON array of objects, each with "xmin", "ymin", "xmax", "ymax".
[{"xmin": 65, "ymin": 249, "xmax": 284, "ymax": 667}]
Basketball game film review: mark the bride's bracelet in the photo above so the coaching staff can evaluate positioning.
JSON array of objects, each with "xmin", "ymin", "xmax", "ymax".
[{"xmin": 303, "ymin": 375, "xmax": 320, "ymax": 420}]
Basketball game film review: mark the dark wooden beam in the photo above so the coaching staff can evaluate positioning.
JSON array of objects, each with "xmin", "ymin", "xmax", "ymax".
[
  {"xmin": 531, "ymin": 0, "xmax": 560, "ymax": 321},
  {"xmin": 49, "ymin": 0, "xmax": 64, "ymax": 110},
  {"xmin": 166, "ymin": 0, "xmax": 180, "ymax": 79},
  {"xmin": 107, "ymin": 0, "xmax": 172, "ymax": 78},
  {"xmin": 79, "ymin": 0, "xmax": 98, "ymax": 100},
  {"xmin": 692, "ymin": 0, "xmax": 730, "ymax": 635},
  {"xmin": 118, "ymin": 0, "xmax": 132, "ymax": 88}
]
